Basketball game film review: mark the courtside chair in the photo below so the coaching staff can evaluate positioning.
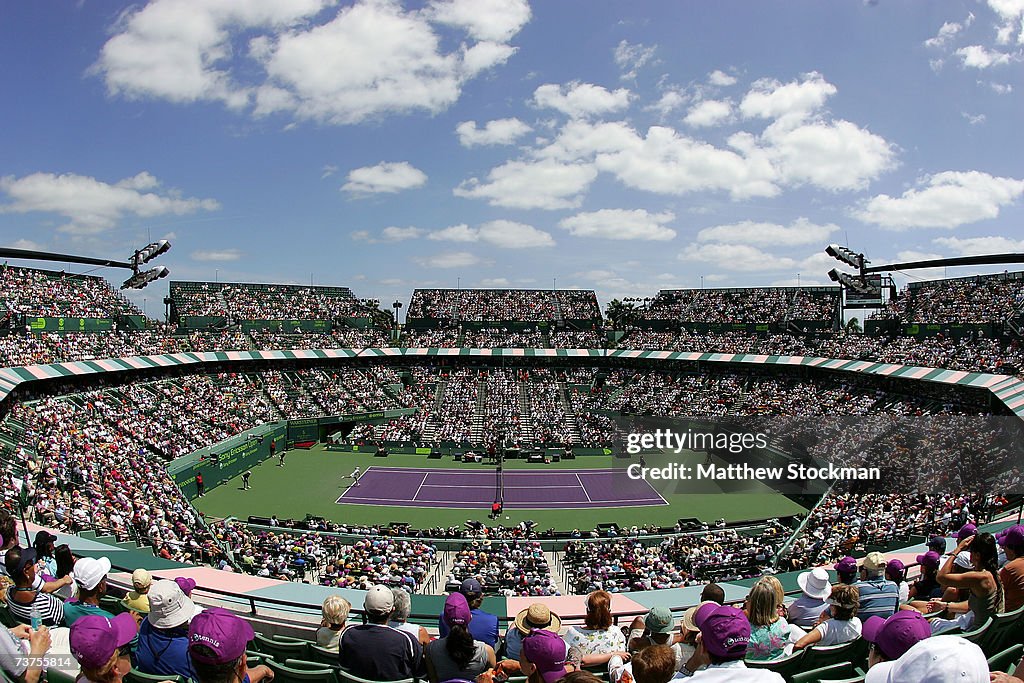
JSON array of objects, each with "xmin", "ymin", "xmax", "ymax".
[
  {"xmin": 960, "ymin": 616, "xmax": 993, "ymax": 647},
  {"xmin": 266, "ymin": 659, "xmax": 336, "ymax": 683},
  {"xmin": 44, "ymin": 670, "xmax": 77, "ymax": 683},
  {"xmin": 338, "ymin": 670, "xmax": 416, "ymax": 683},
  {"xmin": 253, "ymin": 632, "xmax": 310, "ymax": 661},
  {"xmin": 307, "ymin": 644, "xmax": 341, "ymax": 665},
  {"xmin": 126, "ymin": 672, "xmax": 186, "ymax": 683},
  {"xmin": 818, "ymin": 676, "xmax": 865, "ymax": 683},
  {"xmin": 987, "ymin": 643, "xmax": 1024, "ymax": 675},
  {"xmin": 984, "ymin": 604, "xmax": 1024, "ymax": 653},
  {"xmin": 790, "ymin": 662, "xmax": 857, "ymax": 683},
  {"xmin": 800, "ymin": 638, "xmax": 868, "ymax": 673}
]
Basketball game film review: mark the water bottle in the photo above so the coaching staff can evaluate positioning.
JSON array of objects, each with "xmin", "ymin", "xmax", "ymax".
[{"xmin": 30, "ymin": 604, "xmax": 41, "ymax": 631}]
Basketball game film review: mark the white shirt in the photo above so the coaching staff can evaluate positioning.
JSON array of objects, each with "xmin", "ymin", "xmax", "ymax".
[
  {"xmin": 814, "ymin": 617, "xmax": 862, "ymax": 646},
  {"xmin": 692, "ymin": 660, "xmax": 785, "ymax": 681}
]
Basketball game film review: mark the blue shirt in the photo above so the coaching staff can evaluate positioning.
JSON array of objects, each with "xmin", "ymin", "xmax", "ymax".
[
  {"xmin": 855, "ymin": 578, "xmax": 900, "ymax": 621},
  {"xmin": 134, "ymin": 619, "xmax": 195, "ymax": 679},
  {"xmin": 437, "ymin": 608, "xmax": 499, "ymax": 648}
]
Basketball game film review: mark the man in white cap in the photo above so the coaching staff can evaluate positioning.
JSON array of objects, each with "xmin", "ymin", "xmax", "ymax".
[
  {"xmin": 787, "ymin": 567, "xmax": 832, "ymax": 629},
  {"xmin": 62, "ymin": 556, "xmax": 114, "ymax": 626},
  {"xmin": 135, "ymin": 579, "xmax": 203, "ymax": 679},
  {"xmin": 882, "ymin": 634, "xmax": 988, "ymax": 682},
  {"xmin": 338, "ymin": 585, "xmax": 422, "ymax": 681}
]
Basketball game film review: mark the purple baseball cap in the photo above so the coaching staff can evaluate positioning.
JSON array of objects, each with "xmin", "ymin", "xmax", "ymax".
[
  {"xmin": 70, "ymin": 613, "xmax": 138, "ymax": 669},
  {"xmin": 998, "ymin": 525, "xmax": 1024, "ymax": 548},
  {"xmin": 957, "ymin": 524, "xmax": 978, "ymax": 543},
  {"xmin": 175, "ymin": 576, "xmax": 197, "ymax": 597},
  {"xmin": 886, "ymin": 559, "xmax": 905, "ymax": 577},
  {"xmin": 927, "ymin": 536, "xmax": 947, "ymax": 552},
  {"xmin": 694, "ymin": 604, "xmax": 750, "ymax": 659},
  {"xmin": 443, "ymin": 591, "xmax": 473, "ymax": 627},
  {"xmin": 862, "ymin": 611, "xmax": 932, "ymax": 661},
  {"xmin": 520, "ymin": 628, "xmax": 568, "ymax": 683},
  {"xmin": 834, "ymin": 556, "xmax": 857, "ymax": 575},
  {"xmin": 916, "ymin": 551, "xmax": 940, "ymax": 569},
  {"xmin": 188, "ymin": 607, "xmax": 255, "ymax": 665}
]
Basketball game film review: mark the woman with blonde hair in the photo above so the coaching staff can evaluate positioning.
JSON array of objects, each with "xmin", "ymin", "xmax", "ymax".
[
  {"xmin": 316, "ymin": 594, "xmax": 351, "ymax": 651},
  {"xmin": 562, "ymin": 590, "xmax": 629, "ymax": 667},
  {"xmin": 744, "ymin": 576, "xmax": 789, "ymax": 660}
]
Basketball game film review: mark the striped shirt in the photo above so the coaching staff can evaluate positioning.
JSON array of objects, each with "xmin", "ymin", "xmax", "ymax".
[
  {"xmin": 855, "ymin": 578, "xmax": 900, "ymax": 621},
  {"xmin": 5, "ymin": 587, "xmax": 65, "ymax": 627}
]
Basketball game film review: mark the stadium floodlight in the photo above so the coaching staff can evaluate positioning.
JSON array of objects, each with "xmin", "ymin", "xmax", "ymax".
[
  {"xmin": 121, "ymin": 265, "xmax": 170, "ymax": 290},
  {"xmin": 132, "ymin": 240, "xmax": 171, "ymax": 267},
  {"xmin": 825, "ymin": 244, "xmax": 867, "ymax": 272},
  {"xmin": 828, "ymin": 268, "xmax": 874, "ymax": 295}
]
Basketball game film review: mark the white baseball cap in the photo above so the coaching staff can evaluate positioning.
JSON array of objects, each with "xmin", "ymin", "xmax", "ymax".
[
  {"xmin": 72, "ymin": 557, "xmax": 112, "ymax": 591},
  {"xmin": 147, "ymin": 579, "xmax": 201, "ymax": 629},
  {"xmin": 364, "ymin": 585, "xmax": 395, "ymax": 613},
  {"xmin": 884, "ymin": 635, "xmax": 988, "ymax": 682}
]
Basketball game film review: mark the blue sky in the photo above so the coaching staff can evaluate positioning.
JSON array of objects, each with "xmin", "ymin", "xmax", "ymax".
[{"xmin": 1, "ymin": 0, "xmax": 1023, "ymax": 318}]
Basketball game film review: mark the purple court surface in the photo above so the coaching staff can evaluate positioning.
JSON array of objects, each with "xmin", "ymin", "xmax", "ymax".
[{"xmin": 336, "ymin": 467, "xmax": 667, "ymax": 509}]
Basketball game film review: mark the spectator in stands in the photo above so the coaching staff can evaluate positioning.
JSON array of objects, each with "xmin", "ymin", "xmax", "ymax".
[
  {"xmin": 631, "ymin": 645, "xmax": 682, "ymax": 683},
  {"xmin": 389, "ymin": 588, "xmax": 429, "ymax": 647},
  {"xmin": 787, "ymin": 567, "xmax": 831, "ymax": 629},
  {"xmin": 855, "ymin": 552, "xmax": 900, "ymax": 620},
  {"xmin": 520, "ymin": 628, "xmax": 577, "ymax": 683},
  {"xmin": 123, "ymin": 568, "xmax": 152, "ymax": 615},
  {"xmin": 998, "ymin": 525, "xmax": 1024, "ymax": 612},
  {"xmin": 744, "ymin": 577, "xmax": 788, "ymax": 661},
  {"xmin": 861, "ymin": 611, "xmax": 931, "ymax": 682},
  {"xmin": 880, "ymin": 635, "xmax": 989, "ymax": 682},
  {"xmin": 905, "ymin": 551, "xmax": 944, "ymax": 606},
  {"xmin": 4, "ymin": 547, "xmax": 64, "ymax": 627},
  {"xmin": 188, "ymin": 608, "xmax": 275, "ymax": 683},
  {"xmin": 338, "ymin": 585, "xmax": 422, "ymax": 681},
  {"xmin": 792, "ymin": 584, "xmax": 861, "ymax": 651},
  {"xmin": 174, "ymin": 577, "xmax": 197, "ymax": 598},
  {"xmin": 63, "ymin": 557, "xmax": 115, "ymax": 626},
  {"xmin": 834, "ymin": 556, "xmax": 857, "ymax": 585},
  {"xmin": 0, "ymin": 623, "xmax": 51, "ymax": 683},
  {"xmin": 623, "ymin": 606, "xmax": 685, "ymax": 671},
  {"xmin": 505, "ymin": 603, "xmax": 562, "ymax": 661},
  {"xmin": 700, "ymin": 584, "xmax": 724, "ymax": 605},
  {"xmin": 930, "ymin": 531, "xmax": 1004, "ymax": 633},
  {"xmin": 32, "ymin": 532, "xmax": 58, "ymax": 581},
  {"xmin": 562, "ymin": 590, "xmax": 629, "ymax": 667},
  {"xmin": 69, "ymin": 613, "xmax": 138, "ymax": 683},
  {"xmin": 425, "ymin": 592, "xmax": 496, "ymax": 683},
  {"xmin": 437, "ymin": 578, "xmax": 499, "ymax": 648},
  {"xmin": 316, "ymin": 595, "xmax": 350, "ymax": 652},
  {"xmin": 886, "ymin": 559, "xmax": 909, "ymax": 604},
  {"xmin": 135, "ymin": 579, "xmax": 202, "ymax": 679},
  {"xmin": 681, "ymin": 603, "xmax": 783, "ymax": 680}
]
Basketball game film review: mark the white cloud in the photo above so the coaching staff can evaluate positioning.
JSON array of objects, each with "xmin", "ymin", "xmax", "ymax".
[
  {"xmin": 924, "ymin": 21, "xmax": 965, "ymax": 48},
  {"xmin": 414, "ymin": 251, "xmax": 482, "ymax": 268},
  {"xmin": 532, "ymin": 81, "xmax": 631, "ymax": 119},
  {"xmin": 342, "ymin": 162, "xmax": 427, "ymax": 195},
  {"xmin": 759, "ymin": 119, "xmax": 897, "ymax": 192},
  {"xmin": 987, "ymin": 81, "xmax": 1014, "ymax": 94},
  {"xmin": 739, "ymin": 72, "xmax": 837, "ymax": 125},
  {"xmin": 988, "ymin": 0, "xmax": 1024, "ymax": 44},
  {"xmin": 429, "ymin": 220, "xmax": 554, "ymax": 248},
  {"xmin": 646, "ymin": 89, "xmax": 686, "ymax": 118},
  {"xmin": 96, "ymin": 0, "xmax": 528, "ymax": 126},
  {"xmin": 707, "ymin": 69, "xmax": 737, "ymax": 86},
  {"xmin": 934, "ymin": 235, "xmax": 1024, "ymax": 255},
  {"xmin": 679, "ymin": 243, "xmax": 798, "ymax": 272},
  {"xmin": 455, "ymin": 118, "xmax": 532, "ymax": 147},
  {"xmin": 94, "ymin": 0, "xmax": 332, "ymax": 107},
  {"xmin": 614, "ymin": 40, "xmax": 657, "ymax": 80},
  {"xmin": 192, "ymin": 249, "xmax": 241, "ymax": 261},
  {"xmin": 10, "ymin": 239, "xmax": 43, "ymax": 251},
  {"xmin": 321, "ymin": 164, "xmax": 338, "ymax": 179},
  {"xmin": 427, "ymin": 0, "xmax": 530, "ymax": 42},
  {"xmin": 962, "ymin": 112, "xmax": 987, "ymax": 125},
  {"xmin": 770, "ymin": 277, "xmax": 828, "ymax": 287},
  {"xmin": 683, "ymin": 99, "xmax": 733, "ymax": 127},
  {"xmin": 559, "ymin": 209, "xmax": 676, "ymax": 241},
  {"xmin": 853, "ymin": 170, "xmax": 1024, "ymax": 229},
  {"xmin": 955, "ymin": 45, "xmax": 1015, "ymax": 68},
  {"xmin": 381, "ymin": 226, "xmax": 424, "ymax": 241},
  {"xmin": 453, "ymin": 158, "xmax": 597, "ymax": 209},
  {"xmin": 0, "ymin": 171, "xmax": 219, "ymax": 234},
  {"xmin": 480, "ymin": 277, "xmax": 511, "ymax": 286},
  {"xmin": 696, "ymin": 218, "xmax": 838, "ymax": 247}
]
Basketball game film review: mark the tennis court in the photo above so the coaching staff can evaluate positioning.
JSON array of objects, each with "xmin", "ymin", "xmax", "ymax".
[{"xmin": 335, "ymin": 466, "xmax": 667, "ymax": 509}]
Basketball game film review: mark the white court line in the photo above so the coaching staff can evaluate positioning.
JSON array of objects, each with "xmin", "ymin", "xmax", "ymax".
[
  {"xmin": 576, "ymin": 472, "xmax": 593, "ymax": 503},
  {"xmin": 412, "ymin": 472, "xmax": 429, "ymax": 501},
  {"xmin": 418, "ymin": 483, "xmax": 581, "ymax": 490}
]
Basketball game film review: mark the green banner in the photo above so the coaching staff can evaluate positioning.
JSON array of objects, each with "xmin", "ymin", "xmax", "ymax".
[
  {"xmin": 27, "ymin": 317, "xmax": 113, "ymax": 333},
  {"xmin": 169, "ymin": 423, "xmax": 286, "ymax": 498},
  {"xmin": 240, "ymin": 319, "xmax": 333, "ymax": 332}
]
